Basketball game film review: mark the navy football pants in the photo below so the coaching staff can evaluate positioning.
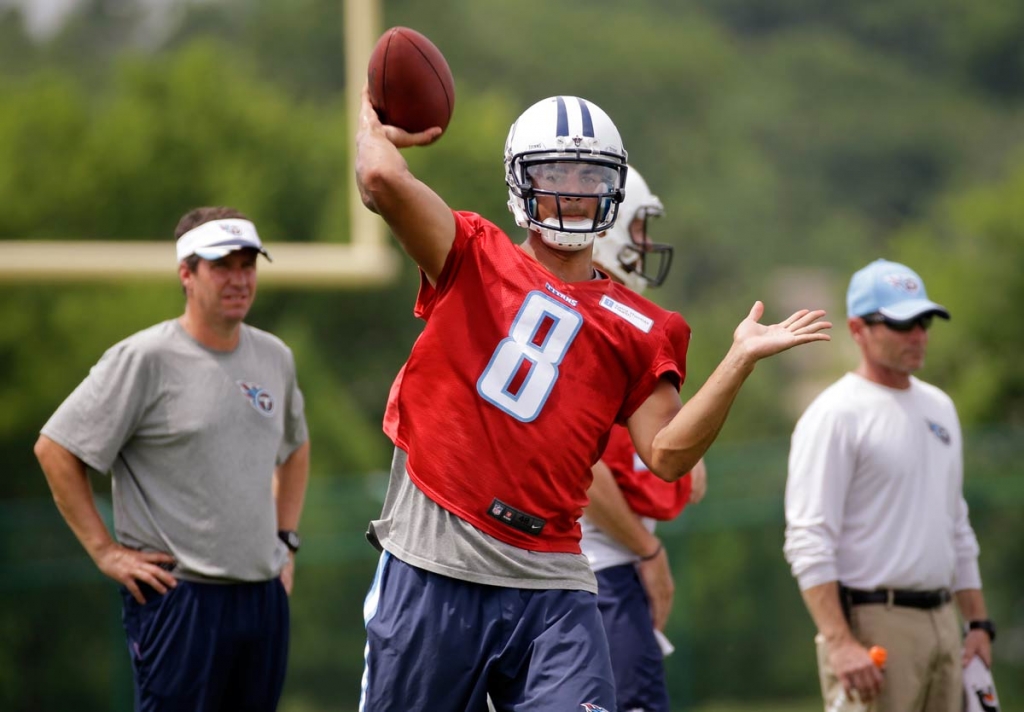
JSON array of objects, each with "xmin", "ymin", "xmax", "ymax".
[
  {"xmin": 121, "ymin": 579, "xmax": 289, "ymax": 712},
  {"xmin": 360, "ymin": 553, "xmax": 616, "ymax": 712},
  {"xmin": 596, "ymin": 564, "xmax": 671, "ymax": 712}
]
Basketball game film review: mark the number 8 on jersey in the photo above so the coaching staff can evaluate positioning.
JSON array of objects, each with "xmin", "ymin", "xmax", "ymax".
[{"xmin": 477, "ymin": 291, "xmax": 583, "ymax": 422}]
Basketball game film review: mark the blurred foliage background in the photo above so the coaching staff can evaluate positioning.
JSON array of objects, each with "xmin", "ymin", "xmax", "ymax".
[{"xmin": 1, "ymin": 0, "xmax": 1022, "ymax": 710}]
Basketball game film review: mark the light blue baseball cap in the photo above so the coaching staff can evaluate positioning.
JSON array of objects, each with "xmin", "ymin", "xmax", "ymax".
[{"xmin": 846, "ymin": 259, "xmax": 950, "ymax": 321}]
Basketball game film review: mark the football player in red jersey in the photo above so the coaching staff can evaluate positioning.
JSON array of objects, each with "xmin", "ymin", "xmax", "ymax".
[
  {"xmin": 355, "ymin": 89, "xmax": 831, "ymax": 712},
  {"xmin": 582, "ymin": 165, "xmax": 705, "ymax": 712}
]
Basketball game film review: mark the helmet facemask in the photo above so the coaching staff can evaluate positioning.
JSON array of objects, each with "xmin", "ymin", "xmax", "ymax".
[
  {"xmin": 591, "ymin": 166, "xmax": 674, "ymax": 293},
  {"xmin": 510, "ymin": 153, "xmax": 626, "ymax": 250},
  {"xmin": 612, "ymin": 209, "xmax": 674, "ymax": 290}
]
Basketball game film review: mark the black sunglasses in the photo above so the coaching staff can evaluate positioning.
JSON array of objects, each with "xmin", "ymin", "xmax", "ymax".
[{"xmin": 862, "ymin": 313, "xmax": 934, "ymax": 332}]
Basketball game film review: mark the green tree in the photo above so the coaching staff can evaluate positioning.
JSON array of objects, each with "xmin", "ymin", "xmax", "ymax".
[{"xmin": 892, "ymin": 152, "xmax": 1024, "ymax": 425}]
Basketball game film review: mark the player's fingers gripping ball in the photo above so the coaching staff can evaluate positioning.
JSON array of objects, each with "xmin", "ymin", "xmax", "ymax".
[{"xmin": 367, "ymin": 26, "xmax": 455, "ymax": 136}]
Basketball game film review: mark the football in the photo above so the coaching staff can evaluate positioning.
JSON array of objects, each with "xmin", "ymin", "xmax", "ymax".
[{"xmin": 367, "ymin": 27, "xmax": 455, "ymax": 134}]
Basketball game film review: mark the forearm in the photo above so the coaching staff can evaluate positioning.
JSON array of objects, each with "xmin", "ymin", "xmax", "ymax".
[
  {"xmin": 354, "ymin": 106, "xmax": 454, "ymax": 283},
  {"xmin": 651, "ymin": 345, "xmax": 755, "ymax": 478},
  {"xmin": 34, "ymin": 436, "xmax": 116, "ymax": 563},
  {"xmin": 957, "ymin": 588, "xmax": 993, "ymax": 665},
  {"xmin": 355, "ymin": 126, "xmax": 414, "ymax": 215},
  {"xmin": 955, "ymin": 588, "xmax": 988, "ymax": 622},
  {"xmin": 801, "ymin": 581, "xmax": 856, "ymax": 645},
  {"xmin": 584, "ymin": 460, "xmax": 659, "ymax": 557},
  {"xmin": 274, "ymin": 441, "xmax": 310, "ymax": 531},
  {"xmin": 646, "ymin": 301, "xmax": 830, "ymax": 479}
]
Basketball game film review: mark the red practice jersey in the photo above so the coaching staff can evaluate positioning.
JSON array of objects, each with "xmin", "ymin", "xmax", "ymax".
[
  {"xmin": 384, "ymin": 211, "xmax": 690, "ymax": 553},
  {"xmin": 599, "ymin": 424, "xmax": 692, "ymax": 521}
]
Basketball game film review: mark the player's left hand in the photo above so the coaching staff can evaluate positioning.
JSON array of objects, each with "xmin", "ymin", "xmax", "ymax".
[
  {"xmin": 637, "ymin": 544, "xmax": 674, "ymax": 631},
  {"xmin": 962, "ymin": 628, "xmax": 992, "ymax": 668},
  {"xmin": 733, "ymin": 301, "xmax": 831, "ymax": 362}
]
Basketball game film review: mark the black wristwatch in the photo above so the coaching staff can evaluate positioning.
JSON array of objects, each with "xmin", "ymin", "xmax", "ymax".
[
  {"xmin": 968, "ymin": 619, "xmax": 996, "ymax": 642},
  {"xmin": 278, "ymin": 529, "xmax": 302, "ymax": 554}
]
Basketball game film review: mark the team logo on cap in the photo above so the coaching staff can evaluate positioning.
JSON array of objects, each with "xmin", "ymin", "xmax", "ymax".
[
  {"xmin": 237, "ymin": 381, "xmax": 276, "ymax": 417},
  {"xmin": 884, "ymin": 273, "xmax": 921, "ymax": 294},
  {"xmin": 927, "ymin": 419, "xmax": 951, "ymax": 445},
  {"xmin": 220, "ymin": 223, "xmax": 244, "ymax": 237}
]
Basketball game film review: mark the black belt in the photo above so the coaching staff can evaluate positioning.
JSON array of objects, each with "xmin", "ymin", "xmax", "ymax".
[{"xmin": 843, "ymin": 586, "xmax": 952, "ymax": 610}]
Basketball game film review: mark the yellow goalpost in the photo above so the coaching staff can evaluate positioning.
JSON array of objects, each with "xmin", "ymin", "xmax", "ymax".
[{"xmin": 0, "ymin": 0, "xmax": 397, "ymax": 290}]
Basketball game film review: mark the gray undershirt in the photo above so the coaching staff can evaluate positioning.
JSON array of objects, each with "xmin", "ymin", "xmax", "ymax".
[{"xmin": 368, "ymin": 448, "xmax": 597, "ymax": 593}]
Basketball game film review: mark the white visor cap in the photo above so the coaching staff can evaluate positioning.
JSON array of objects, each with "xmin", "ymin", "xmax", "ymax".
[{"xmin": 176, "ymin": 219, "xmax": 271, "ymax": 263}]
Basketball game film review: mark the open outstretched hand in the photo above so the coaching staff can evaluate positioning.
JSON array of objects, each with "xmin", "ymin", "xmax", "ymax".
[{"xmin": 733, "ymin": 301, "xmax": 831, "ymax": 362}]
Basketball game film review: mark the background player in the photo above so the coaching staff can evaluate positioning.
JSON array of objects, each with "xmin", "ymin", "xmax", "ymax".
[
  {"xmin": 582, "ymin": 165, "xmax": 706, "ymax": 712},
  {"xmin": 356, "ymin": 90, "xmax": 831, "ymax": 711}
]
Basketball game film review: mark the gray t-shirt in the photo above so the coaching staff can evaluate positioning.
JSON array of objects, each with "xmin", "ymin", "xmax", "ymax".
[
  {"xmin": 42, "ymin": 319, "xmax": 308, "ymax": 583},
  {"xmin": 369, "ymin": 448, "xmax": 597, "ymax": 593}
]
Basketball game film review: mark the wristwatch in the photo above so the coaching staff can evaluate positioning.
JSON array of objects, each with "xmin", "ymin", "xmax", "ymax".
[
  {"xmin": 968, "ymin": 619, "xmax": 996, "ymax": 642},
  {"xmin": 277, "ymin": 529, "xmax": 302, "ymax": 554}
]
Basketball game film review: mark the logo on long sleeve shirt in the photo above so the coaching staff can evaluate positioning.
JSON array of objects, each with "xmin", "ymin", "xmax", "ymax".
[{"xmin": 926, "ymin": 419, "xmax": 951, "ymax": 445}]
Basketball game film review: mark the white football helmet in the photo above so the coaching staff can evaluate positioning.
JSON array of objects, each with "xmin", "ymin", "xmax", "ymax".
[
  {"xmin": 504, "ymin": 96, "xmax": 628, "ymax": 251},
  {"xmin": 591, "ymin": 166, "xmax": 673, "ymax": 293}
]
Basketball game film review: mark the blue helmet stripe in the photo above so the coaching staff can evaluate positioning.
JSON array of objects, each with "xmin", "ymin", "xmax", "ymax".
[
  {"xmin": 576, "ymin": 98, "xmax": 595, "ymax": 137},
  {"xmin": 555, "ymin": 96, "xmax": 569, "ymax": 137}
]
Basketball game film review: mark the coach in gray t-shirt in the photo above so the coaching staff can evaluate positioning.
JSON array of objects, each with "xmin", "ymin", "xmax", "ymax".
[{"xmin": 34, "ymin": 206, "xmax": 309, "ymax": 712}]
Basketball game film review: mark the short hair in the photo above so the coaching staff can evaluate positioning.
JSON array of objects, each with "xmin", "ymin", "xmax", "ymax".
[{"xmin": 175, "ymin": 206, "xmax": 251, "ymax": 273}]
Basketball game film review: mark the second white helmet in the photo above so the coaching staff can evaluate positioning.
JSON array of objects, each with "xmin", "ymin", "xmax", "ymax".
[
  {"xmin": 591, "ymin": 166, "xmax": 673, "ymax": 293},
  {"xmin": 504, "ymin": 96, "xmax": 628, "ymax": 251}
]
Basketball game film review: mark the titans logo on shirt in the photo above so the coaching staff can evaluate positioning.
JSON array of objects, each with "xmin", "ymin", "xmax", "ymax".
[
  {"xmin": 237, "ymin": 381, "xmax": 276, "ymax": 417},
  {"xmin": 927, "ymin": 419, "xmax": 951, "ymax": 445}
]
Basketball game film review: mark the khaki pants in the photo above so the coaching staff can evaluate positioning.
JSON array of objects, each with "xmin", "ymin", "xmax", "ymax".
[{"xmin": 815, "ymin": 601, "xmax": 962, "ymax": 712}]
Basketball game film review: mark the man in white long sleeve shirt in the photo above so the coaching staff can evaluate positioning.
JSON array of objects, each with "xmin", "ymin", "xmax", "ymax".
[{"xmin": 784, "ymin": 259, "xmax": 993, "ymax": 712}]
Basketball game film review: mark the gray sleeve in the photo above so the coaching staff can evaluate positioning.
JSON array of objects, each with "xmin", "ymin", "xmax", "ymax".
[
  {"xmin": 277, "ymin": 348, "xmax": 308, "ymax": 465},
  {"xmin": 40, "ymin": 340, "xmax": 155, "ymax": 474}
]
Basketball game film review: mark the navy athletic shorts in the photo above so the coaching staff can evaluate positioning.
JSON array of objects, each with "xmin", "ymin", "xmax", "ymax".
[
  {"xmin": 596, "ymin": 563, "xmax": 671, "ymax": 712},
  {"xmin": 121, "ymin": 578, "xmax": 289, "ymax": 712},
  {"xmin": 360, "ymin": 553, "xmax": 615, "ymax": 712}
]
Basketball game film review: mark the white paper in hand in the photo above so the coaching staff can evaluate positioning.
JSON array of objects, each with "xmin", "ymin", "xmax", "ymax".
[
  {"xmin": 654, "ymin": 629, "xmax": 675, "ymax": 657},
  {"xmin": 963, "ymin": 656, "xmax": 1000, "ymax": 712}
]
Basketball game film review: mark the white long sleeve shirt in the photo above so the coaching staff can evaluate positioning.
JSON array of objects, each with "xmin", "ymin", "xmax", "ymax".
[{"xmin": 784, "ymin": 373, "xmax": 982, "ymax": 593}]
